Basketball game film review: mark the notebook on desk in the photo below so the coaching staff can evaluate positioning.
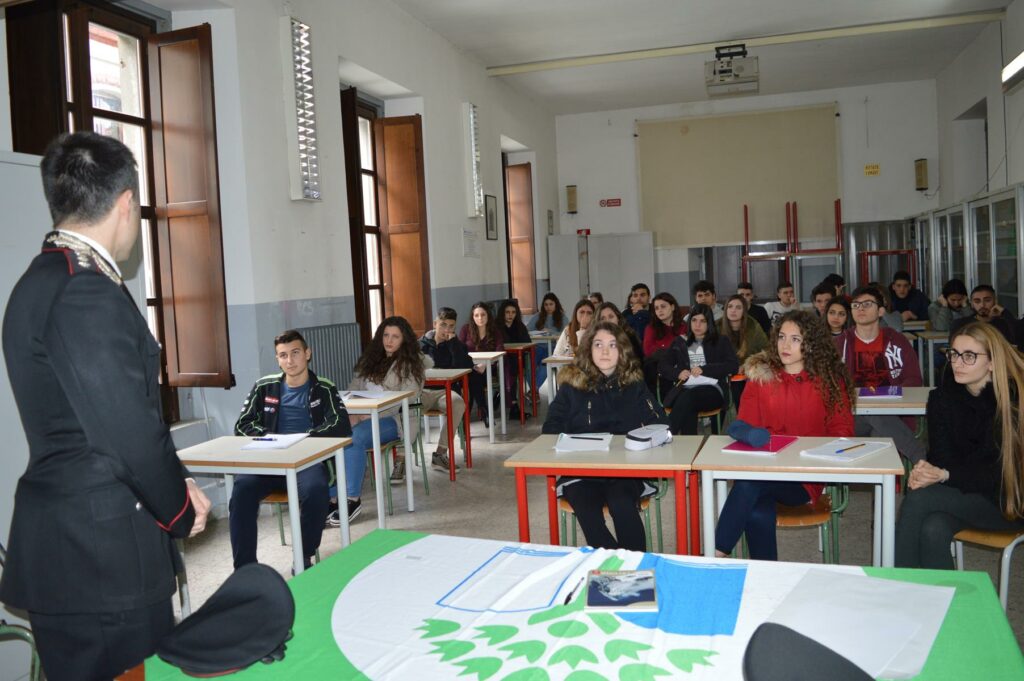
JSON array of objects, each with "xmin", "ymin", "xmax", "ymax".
[
  {"xmin": 721, "ymin": 435, "xmax": 798, "ymax": 455},
  {"xmin": 858, "ymin": 386, "xmax": 902, "ymax": 398}
]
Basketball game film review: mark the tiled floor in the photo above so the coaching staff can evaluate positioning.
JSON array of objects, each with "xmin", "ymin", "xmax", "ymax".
[{"xmin": 178, "ymin": 409, "xmax": 1024, "ymax": 647}]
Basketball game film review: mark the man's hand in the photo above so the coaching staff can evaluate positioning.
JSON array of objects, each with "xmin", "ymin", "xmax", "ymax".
[
  {"xmin": 993, "ymin": 304, "xmax": 1005, "ymax": 318},
  {"xmin": 901, "ymin": 310, "xmax": 916, "ymax": 321},
  {"xmin": 937, "ymin": 294, "xmax": 948, "ymax": 308},
  {"xmin": 186, "ymin": 479, "xmax": 212, "ymax": 537},
  {"xmin": 907, "ymin": 460, "xmax": 947, "ymax": 490}
]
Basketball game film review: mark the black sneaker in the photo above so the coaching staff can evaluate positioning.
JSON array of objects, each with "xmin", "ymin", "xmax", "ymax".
[
  {"xmin": 325, "ymin": 509, "xmax": 341, "ymax": 527},
  {"xmin": 347, "ymin": 498, "xmax": 362, "ymax": 522}
]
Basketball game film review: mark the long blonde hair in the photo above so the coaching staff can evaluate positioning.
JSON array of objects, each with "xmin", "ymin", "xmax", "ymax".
[{"xmin": 952, "ymin": 322, "xmax": 1024, "ymax": 518}]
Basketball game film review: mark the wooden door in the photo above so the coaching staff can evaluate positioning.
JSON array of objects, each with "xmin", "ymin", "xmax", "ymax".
[
  {"xmin": 506, "ymin": 163, "xmax": 537, "ymax": 313},
  {"xmin": 374, "ymin": 115, "xmax": 432, "ymax": 335}
]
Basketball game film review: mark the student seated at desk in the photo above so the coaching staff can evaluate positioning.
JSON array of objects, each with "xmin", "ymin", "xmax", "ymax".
[
  {"xmin": 897, "ymin": 322, "xmax": 1024, "ymax": 568},
  {"xmin": 949, "ymin": 284, "xmax": 1017, "ymax": 349},
  {"xmin": 717, "ymin": 294, "xmax": 768, "ymax": 408},
  {"xmin": 542, "ymin": 321, "xmax": 667, "ymax": 551},
  {"xmin": 657, "ymin": 303, "xmax": 738, "ymax": 435},
  {"xmin": 232, "ymin": 329, "xmax": 351, "ymax": 568},
  {"xmin": 527, "ymin": 292, "xmax": 565, "ymax": 388},
  {"xmin": 763, "ymin": 281, "xmax": 802, "ymax": 326},
  {"xmin": 825, "ymin": 297, "xmax": 852, "ymax": 336},
  {"xmin": 596, "ymin": 301, "xmax": 644, "ymax": 361},
  {"xmin": 928, "ymin": 278, "xmax": 971, "ymax": 332},
  {"xmin": 834, "ymin": 286, "xmax": 926, "ymax": 464},
  {"xmin": 458, "ymin": 301, "xmax": 505, "ymax": 425},
  {"xmin": 552, "ymin": 299, "xmax": 595, "ymax": 356},
  {"xmin": 890, "ymin": 270, "xmax": 930, "ymax": 322},
  {"xmin": 419, "ymin": 307, "xmax": 472, "ymax": 472},
  {"xmin": 342, "ymin": 317, "xmax": 429, "ymax": 516},
  {"xmin": 588, "ymin": 291, "xmax": 604, "ymax": 306},
  {"xmin": 500, "ymin": 299, "xmax": 532, "ymax": 417},
  {"xmin": 715, "ymin": 311, "xmax": 855, "ymax": 561},
  {"xmin": 868, "ymin": 281, "xmax": 904, "ymax": 332},
  {"xmin": 642, "ymin": 292, "xmax": 686, "ymax": 394},
  {"xmin": 623, "ymin": 283, "xmax": 652, "ymax": 339}
]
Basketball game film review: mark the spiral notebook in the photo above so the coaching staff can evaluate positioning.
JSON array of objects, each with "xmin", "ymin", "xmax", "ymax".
[{"xmin": 721, "ymin": 434, "xmax": 798, "ymax": 455}]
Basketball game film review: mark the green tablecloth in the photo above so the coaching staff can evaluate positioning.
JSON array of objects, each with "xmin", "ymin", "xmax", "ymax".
[{"xmin": 146, "ymin": 530, "xmax": 1022, "ymax": 680}]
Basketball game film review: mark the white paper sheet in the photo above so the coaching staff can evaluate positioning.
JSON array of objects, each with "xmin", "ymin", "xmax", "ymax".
[
  {"xmin": 554, "ymin": 432, "xmax": 613, "ymax": 452},
  {"xmin": 766, "ymin": 569, "xmax": 954, "ymax": 679},
  {"xmin": 240, "ymin": 432, "xmax": 310, "ymax": 450},
  {"xmin": 342, "ymin": 390, "xmax": 390, "ymax": 400},
  {"xmin": 684, "ymin": 374, "xmax": 719, "ymax": 388}
]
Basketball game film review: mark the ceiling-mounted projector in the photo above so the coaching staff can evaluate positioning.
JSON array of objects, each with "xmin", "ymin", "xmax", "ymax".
[{"xmin": 706, "ymin": 44, "xmax": 759, "ymax": 96}]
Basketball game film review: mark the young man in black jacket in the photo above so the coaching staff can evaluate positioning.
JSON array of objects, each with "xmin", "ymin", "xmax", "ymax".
[
  {"xmin": 232, "ymin": 329, "xmax": 351, "ymax": 568},
  {"xmin": 419, "ymin": 307, "xmax": 473, "ymax": 470}
]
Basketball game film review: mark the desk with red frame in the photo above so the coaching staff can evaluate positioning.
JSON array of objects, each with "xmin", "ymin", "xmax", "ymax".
[
  {"xmin": 423, "ymin": 367, "xmax": 473, "ymax": 481},
  {"xmin": 503, "ymin": 342, "xmax": 538, "ymax": 423},
  {"xmin": 503, "ymin": 433, "xmax": 704, "ymax": 554}
]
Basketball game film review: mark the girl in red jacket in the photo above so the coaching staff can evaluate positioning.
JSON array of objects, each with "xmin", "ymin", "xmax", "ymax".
[{"xmin": 715, "ymin": 310, "xmax": 855, "ymax": 560}]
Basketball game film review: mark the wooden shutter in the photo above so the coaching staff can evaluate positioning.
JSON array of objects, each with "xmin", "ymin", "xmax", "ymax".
[
  {"xmin": 375, "ymin": 115, "xmax": 432, "ymax": 336},
  {"xmin": 506, "ymin": 163, "xmax": 537, "ymax": 313},
  {"xmin": 147, "ymin": 24, "xmax": 232, "ymax": 387}
]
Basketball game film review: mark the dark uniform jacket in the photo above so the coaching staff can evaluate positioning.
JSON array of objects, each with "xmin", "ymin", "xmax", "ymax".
[
  {"xmin": 2, "ymin": 232, "xmax": 195, "ymax": 614},
  {"xmin": 419, "ymin": 331, "xmax": 473, "ymax": 393},
  {"xmin": 234, "ymin": 370, "xmax": 351, "ymax": 437}
]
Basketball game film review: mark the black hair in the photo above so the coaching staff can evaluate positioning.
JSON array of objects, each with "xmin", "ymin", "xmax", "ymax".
[
  {"xmin": 941, "ymin": 279, "xmax": 968, "ymax": 298},
  {"xmin": 693, "ymin": 279, "xmax": 715, "ymax": 295},
  {"xmin": 535, "ymin": 292, "xmax": 566, "ymax": 330},
  {"xmin": 821, "ymin": 273, "xmax": 845, "ymax": 288},
  {"xmin": 630, "ymin": 283, "xmax": 650, "ymax": 294},
  {"xmin": 436, "ymin": 307, "xmax": 458, "ymax": 322},
  {"xmin": 892, "ymin": 270, "xmax": 912, "ymax": 284},
  {"xmin": 41, "ymin": 131, "xmax": 140, "ymax": 226},
  {"xmin": 777, "ymin": 281, "xmax": 794, "ymax": 293},
  {"xmin": 686, "ymin": 303, "xmax": 719, "ymax": 345},
  {"xmin": 274, "ymin": 329, "xmax": 308, "ymax": 349},
  {"xmin": 850, "ymin": 285, "xmax": 885, "ymax": 307},
  {"xmin": 737, "ymin": 281, "xmax": 753, "ymax": 291},
  {"xmin": 811, "ymin": 282, "xmax": 834, "ymax": 300},
  {"xmin": 971, "ymin": 284, "xmax": 996, "ymax": 297}
]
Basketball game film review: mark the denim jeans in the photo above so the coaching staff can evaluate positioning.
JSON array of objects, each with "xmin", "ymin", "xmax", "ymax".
[
  {"xmin": 341, "ymin": 416, "xmax": 399, "ymax": 499},
  {"xmin": 714, "ymin": 480, "xmax": 811, "ymax": 560}
]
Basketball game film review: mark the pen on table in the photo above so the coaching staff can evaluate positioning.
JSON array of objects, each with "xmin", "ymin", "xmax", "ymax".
[
  {"xmin": 252, "ymin": 437, "xmax": 276, "ymax": 441},
  {"xmin": 563, "ymin": 576, "xmax": 585, "ymax": 604},
  {"xmin": 836, "ymin": 443, "xmax": 865, "ymax": 454},
  {"xmin": 568, "ymin": 435, "xmax": 603, "ymax": 441}
]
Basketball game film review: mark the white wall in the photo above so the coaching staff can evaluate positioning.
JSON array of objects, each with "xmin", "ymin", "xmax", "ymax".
[
  {"xmin": 556, "ymin": 80, "xmax": 940, "ymax": 242},
  {"xmin": 935, "ymin": 21, "xmax": 1008, "ymax": 206},
  {"xmin": 0, "ymin": 14, "xmax": 10, "ymax": 152},
  {"xmin": 1003, "ymin": 0, "xmax": 1024, "ymax": 188}
]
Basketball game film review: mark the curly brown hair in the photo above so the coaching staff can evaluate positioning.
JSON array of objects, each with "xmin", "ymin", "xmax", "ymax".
[
  {"xmin": 565, "ymin": 321, "xmax": 643, "ymax": 390},
  {"xmin": 354, "ymin": 316, "xmax": 425, "ymax": 385},
  {"xmin": 765, "ymin": 310, "xmax": 855, "ymax": 415}
]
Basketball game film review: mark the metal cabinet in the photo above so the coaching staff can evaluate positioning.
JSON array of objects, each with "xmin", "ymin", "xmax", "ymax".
[{"xmin": 967, "ymin": 189, "xmax": 1021, "ymax": 317}]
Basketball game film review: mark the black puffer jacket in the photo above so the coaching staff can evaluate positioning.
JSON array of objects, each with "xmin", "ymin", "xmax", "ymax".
[{"xmin": 542, "ymin": 367, "xmax": 667, "ymax": 435}]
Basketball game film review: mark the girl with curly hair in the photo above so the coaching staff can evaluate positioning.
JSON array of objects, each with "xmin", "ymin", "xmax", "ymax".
[
  {"xmin": 714, "ymin": 310, "xmax": 855, "ymax": 560},
  {"xmin": 344, "ymin": 316, "xmax": 431, "ymax": 517},
  {"xmin": 543, "ymin": 321, "xmax": 667, "ymax": 550},
  {"xmin": 897, "ymin": 323, "xmax": 1024, "ymax": 568}
]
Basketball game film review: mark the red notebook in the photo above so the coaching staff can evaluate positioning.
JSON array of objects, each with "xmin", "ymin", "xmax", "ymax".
[{"xmin": 721, "ymin": 434, "xmax": 799, "ymax": 455}]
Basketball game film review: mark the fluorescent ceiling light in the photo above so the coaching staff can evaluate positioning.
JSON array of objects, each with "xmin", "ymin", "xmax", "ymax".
[{"xmin": 1003, "ymin": 50, "xmax": 1024, "ymax": 93}]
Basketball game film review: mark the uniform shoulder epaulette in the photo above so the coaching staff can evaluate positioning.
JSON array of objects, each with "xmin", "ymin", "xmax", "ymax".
[{"xmin": 41, "ymin": 231, "xmax": 122, "ymax": 286}]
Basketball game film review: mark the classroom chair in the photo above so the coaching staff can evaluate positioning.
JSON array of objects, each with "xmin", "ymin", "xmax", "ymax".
[
  {"xmin": 0, "ymin": 541, "xmax": 41, "ymax": 681},
  {"xmin": 558, "ymin": 480, "xmax": 669, "ymax": 552},
  {"xmin": 739, "ymin": 484, "xmax": 848, "ymax": 563},
  {"xmin": 420, "ymin": 404, "xmax": 468, "ymax": 472},
  {"xmin": 953, "ymin": 527, "xmax": 1024, "ymax": 611}
]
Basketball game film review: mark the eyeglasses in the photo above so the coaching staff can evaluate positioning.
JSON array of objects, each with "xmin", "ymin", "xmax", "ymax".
[
  {"xmin": 945, "ymin": 348, "xmax": 988, "ymax": 366},
  {"xmin": 850, "ymin": 300, "xmax": 878, "ymax": 310}
]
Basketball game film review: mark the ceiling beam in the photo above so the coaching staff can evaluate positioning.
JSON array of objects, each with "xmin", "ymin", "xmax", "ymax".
[{"xmin": 487, "ymin": 11, "xmax": 1005, "ymax": 77}]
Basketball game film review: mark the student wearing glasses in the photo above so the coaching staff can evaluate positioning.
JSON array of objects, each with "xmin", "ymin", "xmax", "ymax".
[
  {"xmin": 896, "ymin": 323, "xmax": 1024, "ymax": 568},
  {"xmin": 834, "ymin": 286, "xmax": 926, "ymax": 463}
]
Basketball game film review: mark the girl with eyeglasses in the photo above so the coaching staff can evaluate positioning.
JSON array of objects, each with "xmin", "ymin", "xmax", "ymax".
[{"xmin": 896, "ymin": 322, "xmax": 1024, "ymax": 568}]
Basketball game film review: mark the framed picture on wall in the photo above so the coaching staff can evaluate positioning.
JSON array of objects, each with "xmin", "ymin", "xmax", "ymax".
[{"xmin": 485, "ymin": 194, "xmax": 498, "ymax": 240}]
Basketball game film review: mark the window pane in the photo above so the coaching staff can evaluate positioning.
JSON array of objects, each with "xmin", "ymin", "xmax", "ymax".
[
  {"xmin": 93, "ymin": 117, "xmax": 149, "ymax": 205},
  {"xmin": 365, "ymin": 233, "xmax": 380, "ymax": 286},
  {"xmin": 63, "ymin": 13, "xmax": 74, "ymax": 102},
  {"xmin": 369, "ymin": 288, "xmax": 383, "ymax": 337},
  {"xmin": 361, "ymin": 173, "xmax": 377, "ymax": 227},
  {"xmin": 89, "ymin": 23, "xmax": 143, "ymax": 117},
  {"xmin": 140, "ymin": 219, "xmax": 156, "ymax": 299},
  {"xmin": 358, "ymin": 117, "xmax": 373, "ymax": 171}
]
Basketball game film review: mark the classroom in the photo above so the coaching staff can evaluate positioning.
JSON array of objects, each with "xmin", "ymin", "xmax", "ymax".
[{"xmin": 2, "ymin": 0, "xmax": 1024, "ymax": 679}]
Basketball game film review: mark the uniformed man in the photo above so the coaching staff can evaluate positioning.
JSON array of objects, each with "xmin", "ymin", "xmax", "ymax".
[{"xmin": 2, "ymin": 131, "xmax": 211, "ymax": 681}]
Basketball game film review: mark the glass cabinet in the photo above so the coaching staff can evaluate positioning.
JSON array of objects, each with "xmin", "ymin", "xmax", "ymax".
[
  {"xmin": 968, "ymin": 189, "xmax": 1021, "ymax": 318},
  {"xmin": 915, "ymin": 214, "xmax": 933, "ymax": 297}
]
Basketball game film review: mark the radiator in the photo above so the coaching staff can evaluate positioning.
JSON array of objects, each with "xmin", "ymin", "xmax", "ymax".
[{"xmin": 296, "ymin": 322, "xmax": 363, "ymax": 388}]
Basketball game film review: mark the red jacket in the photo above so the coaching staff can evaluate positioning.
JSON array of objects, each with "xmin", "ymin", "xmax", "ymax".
[
  {"xmin": 642, "ymin": 321, "xmax": 687, "ymax": 356},
  {"xmin": 738, "ymin": 354, "xmax": 854, "ymax": 501}
]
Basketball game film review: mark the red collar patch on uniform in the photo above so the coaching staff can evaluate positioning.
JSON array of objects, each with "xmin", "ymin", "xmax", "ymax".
[{"xmin": 265, "ymin": 396, "xmax": 280, "ymax": 404}]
